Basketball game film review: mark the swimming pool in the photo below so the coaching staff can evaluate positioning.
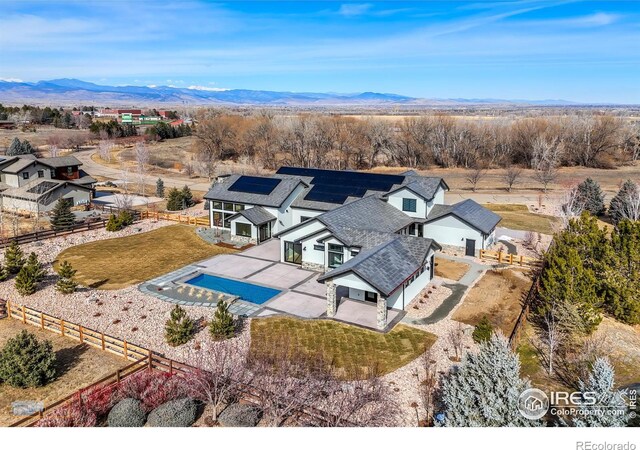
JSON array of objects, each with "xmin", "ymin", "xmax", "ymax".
[{"xmin": 185, "ymin": 273, "xmax": 281, "ymax": 305}]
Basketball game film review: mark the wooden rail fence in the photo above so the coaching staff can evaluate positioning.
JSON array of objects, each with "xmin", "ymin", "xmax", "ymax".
[
  {"xmin": 3, "ymin": 302, "xmax": 350, "ymax": 427},
  {"xmin": 0, "ymin": 220, "xmax": 108, "ymax": 249},
  {"xmin": 141, "ymin": 210, "xmax": 209, "ymax": 227},
  {"xmin": 479, "ymin": 249, "xmax": 541, "ymax": 267}
]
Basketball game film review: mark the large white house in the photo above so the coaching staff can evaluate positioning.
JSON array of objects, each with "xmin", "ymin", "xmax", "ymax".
[{"xmin": 204, "ymin": 167, "xmax": 501, "ymax": 329}]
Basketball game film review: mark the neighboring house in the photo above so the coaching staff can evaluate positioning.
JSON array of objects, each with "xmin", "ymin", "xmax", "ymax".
[
  {"xmin": 204, "ymin": 167, "xmax": 501, "ymax": 329},
  {"xmin": 0, "ymin": 155, "xmax": 96, "ymax": 213}
]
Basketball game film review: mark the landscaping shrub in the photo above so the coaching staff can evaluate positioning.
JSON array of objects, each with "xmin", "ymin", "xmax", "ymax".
[
  {"xmin": 209, "ymin": 300, "xmax": 235, "ymax": 340},
  {"xmin": 105, "ymin": 213, "xmax": 121, "ymax": 232},
  {"xmin": 105, "ymin": 211, "xmax": 135, "ymax": 232},
  {"xmin": 0, "ymin": 330, "xmax": 56, "ymax": 388},
  {"xmin": 36, "ymin": 392, "xmax": 97, "ymax": 427},
  {"xmin": 472, "ymin": 316, "xmax": 494, "ymax": 344},
  {"xmin": 25, "ymin": 252, "xmax": 45, "ymax": 283},
  {"xmin": 50, "ymin": 198, "xmax": 76, "ymax": 231},
  {"xmin": 146, "ymin": 398, "xmax": 198, "ymax": 427},
  {"xmin": 0, "ymin": 261, "xmax": 8, "ymax": 281},
  {"xmin": 115, "ymin": 370, "xmax": 186, "ymax": 412},
  {"xmin": 4, "ymin": 240, "xmax": 25, "ymax": 274},
  {"xmin": 108, "ymin": 398, "xmax": 146, "ymax": 427},
  {"xmin": 55, "ymin": 260, "xmax": 78, "ymax": 294},
  {"xmin": 218, "ymin": 403, "xmax": 262, "ymax": 427},
  {"xmin": 15, "ymin": 264, "xmax": 38, "ymax": 296},
  {"xmin": 165, "ymin": 305, "xmax": 195, "ymax": 346}
]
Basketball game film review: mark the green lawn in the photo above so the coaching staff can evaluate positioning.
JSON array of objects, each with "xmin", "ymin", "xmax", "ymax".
[
  {"xmin": 250, "ymin": 317, "xmax": 436, "ymax": 380},
  {"xmin": 55, "ymin": 225, "xmax": 235, "ymax": 290},
  {"xmin": 483, "ymin": 203, "xmax": 559, "ymax": 235}
]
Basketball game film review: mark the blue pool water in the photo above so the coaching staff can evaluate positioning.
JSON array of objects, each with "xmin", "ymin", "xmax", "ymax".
[{"xmin": 185, "ymin": 274, "xmax": 281, "ymax": 305}]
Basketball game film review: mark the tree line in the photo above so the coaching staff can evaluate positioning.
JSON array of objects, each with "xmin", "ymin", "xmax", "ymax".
[{"xmin": 191, "ymin": 110, "xmax": 640, "ymax": 174}]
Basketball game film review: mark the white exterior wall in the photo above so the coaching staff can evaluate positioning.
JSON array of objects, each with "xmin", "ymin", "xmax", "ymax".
[
  {"xmin": 7, "ymin": 162, "xmax": 53, "ymax": 188},
  {"xmin": 291, "ymin": 207, "xmax": 324, "ymax": 225},
  {"xmin": 230, "ymin": 215, "xmax": 257, "ymax": 240},
  {"xmin": 273, "ymin": 183, "xmax": 306, "ymax": 232},
  {"xmin": 386, "ymin": 188, "xmax": 427, "ymax": 218},
  {"xmin": 300, "ymin": 230, "xmax": 331, "ymax": 266},
  {"xmin": 423, "ymin": 215, "xmax": 485, "ymax": 249},
  {"xmin": 277, "ymin": 218, "xmax": 327, "ymax": 262}
]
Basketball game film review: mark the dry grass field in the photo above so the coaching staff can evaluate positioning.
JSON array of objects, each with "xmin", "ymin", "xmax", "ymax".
[
  {"xmin": 482, "ymin": 204, "xmax": 559, "ymax": 235},
  {"xmin": 54, "ymin": 225, "xmax": 235, "ymax": 289},
  {"xmin": 453, "ymin": 268, "xmax": 533, "ymax": 334},
  {"xmin": 0, "ymin": 319, "xmax": 130, "ymax": 426},
  {"xmin": 433, "ymin": 257, "xmax": 469, "ymax": 281}
]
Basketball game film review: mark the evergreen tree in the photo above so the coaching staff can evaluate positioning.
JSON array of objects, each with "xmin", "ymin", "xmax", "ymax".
[
  {"xmin": 573, "ymin": 358, "xmax": 629, "ymax": 427},
  {"xmin": 575, "ymin": 178, "xmax": 606, "ymax": 216},
  {"xmin": 15, "ymin": 265, "xmax": 37, "ymax": 296},
  {"xmin": 25, "ymin": 252, "xmax": 45, "ymax": 283},
  {"xmin": 4, "ymin": 240, "xmax": 25, "ymax": 274},
  {"xmin": 609, "ymin": 180, "xmax": 640, "ymax": 224},
  {"xmin": 180, "ymin": 185, "xmax": 194, "ymax": 208},
  {"xmin": 472, "ymin": 316, "xmax": 494, "ymax": 343},
  {"xmin": 0, "ymin": 261, "xmax": 8, "ymax": 282},
  {"xmin": 438, "ymin": 333, "xmax": 540, "ymax": 427},
  {"xmin": 209, "ymin": 300, "xmax": 235, "ymax": 340},
  {"xmin": 601, "ymin": 220, "xmax": 640, "ymax": 325},
  {"xmin": 7, "ymin": 137, "xmax": 21, "ymax": 156},
  {"xmin": 0, "ymin": 330, "xmax": 56, "ymax": 388},
  {"xmin": 165, "ymin": 187, "xmax": 182, "ymax": 211},
  {"xmin": 105, "ymin": 213, "xmax": 121, "ymax": 232},
  {"xmin": 50, "ymin": 198, "xmax": 75, "ymax": 231},
  {"xmin": 55, "ymin": 260, "xmax": 77, "ymax": 295},
  {"xmin": 164, "ymin": 305, "xmax": 195, "ymax": 346},
  {"xmin": 156, "ymin": 178, "xmax": 165, "ymax": 198}
]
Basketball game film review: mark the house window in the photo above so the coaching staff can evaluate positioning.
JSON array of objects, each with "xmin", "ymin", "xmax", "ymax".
[
  {"xmin": 409, "ymin": 223, "xmax": 416, "ymax": 235},
  {"xmin": 50, "ymin": 169, "xmax": 56, "ymax": 178},
  {"xmin": 212, "ymin": 201, "xmax": 222, "ymax": 210},
  {"xmin": 402, "ymin": 198, "xmax": 417, "ymax": 212},
  {"xmin": 300, "ymin": 216, "xmax": 311, "ymax": 223},
  {"xmin": 235, "ymin": 222, "xmax": 252, "ymax": 237},
  {"xmin": 37, "ymin": 170, "xmax": 44, "ymax": 178},
  {"xmin": 22, "ymin": 171, "xmax": 29, "ymax": 180},
  {"xmin": 350, "ymin": 250, "xmax": 360, "ymax": 257},
  {"xmin": 67, "ymin": 166, "xmax": 73, "ymax": 175},
  {"xmin": 234, "ymin": 204, "xmax": 245, "ymax": 212},
  {"xmin": 328, "ymin": 244, "xmax": 344, "ymax": 268},
  {"xmin": 313, "ymin": 244, "xmax": 324, "ymax": 251},
  {"xmin": 223, "ymin": 202, "xmax": 234, "ymax": 211}
]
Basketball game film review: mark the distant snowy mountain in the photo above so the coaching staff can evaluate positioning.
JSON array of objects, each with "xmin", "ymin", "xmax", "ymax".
[{"xmin": 0, "ymin": 78, "xmax": 580, "ymax": 106}]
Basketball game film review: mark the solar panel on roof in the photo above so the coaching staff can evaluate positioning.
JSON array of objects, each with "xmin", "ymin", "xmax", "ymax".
[{"xmin": 228, "ymin": 176, "xmax": 281, "ymax": 195}]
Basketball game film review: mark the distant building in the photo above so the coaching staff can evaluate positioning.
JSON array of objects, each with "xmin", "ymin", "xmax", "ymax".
[{"xmin": 0, "ymin": 120, "xmax": 16, "ymax": 130}]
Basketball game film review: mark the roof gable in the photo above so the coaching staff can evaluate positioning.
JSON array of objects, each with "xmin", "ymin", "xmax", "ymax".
[{"xmin": 426, "ymin": 199, "xmax": 501, "ymax": 234}]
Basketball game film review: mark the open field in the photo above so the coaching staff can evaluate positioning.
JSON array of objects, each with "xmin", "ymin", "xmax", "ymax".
[
  {"xmin": 0, "ymin": 127, "xmax": 90, "ymax": 150},
  {"xmin": 0, "ymin": 319, "xmax": 130, "ymax": 426},
  {"xmin": 54, "ymin": 224, "xmax": 235, "ymax": 289},
  {"xmin": 250, "ymin": 317, "xmax": 436, "ymax": 380},
  {"xmin": 453, "ymin": 268, "xmax": 532, "ymax": 334},
  {"xmin": 433, "ymin": 257, "xmax": 469, "ymax": 281},
  {"xmin": 482, "ymin": 203, "xmax": 559, "ymax": 235}
]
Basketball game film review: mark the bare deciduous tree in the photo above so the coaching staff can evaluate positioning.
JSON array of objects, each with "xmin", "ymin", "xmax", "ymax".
[
  {"xmin": 502, "ymin": 167, "xmax": 523, "ymax": 192},
  {"xmin": 98, "ymin": 140, "xmax": 113, "ymax": 163},
  {"xmin": 447, "ymin": 322, "xmax": 465, "ymax": 361},
  {"xmin": 465, "ymin": 166, "xmax": 486, "ymax": 192},
  {"xmin": 134, "ymin": 142, "xmax": 150, "ymax": 197}
]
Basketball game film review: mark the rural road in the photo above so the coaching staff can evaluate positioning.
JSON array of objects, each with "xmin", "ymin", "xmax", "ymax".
[{"xmin": 75, "ymin": 148, "xmax": 213, "ymax": 192}]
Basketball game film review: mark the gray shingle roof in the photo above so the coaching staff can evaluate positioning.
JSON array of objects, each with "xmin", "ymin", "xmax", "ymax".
[
  {"xmin": 318, "ymin": 235, "xmax": 440, "ymax": 296},
  {"xmin": 229, "ymin": 206, "xmax": 276, "ymax": 225},
  {"xmin": 39, "ymin": 156, "xmax": 82, "ymax": 168},
  {"xmin": 2, "ymin": 158, "xmax": 38, "ymax": 173},
  {"xmin": 384, "ymin": 176, "xmax": 448, "ymax": 201},
  {"xmin": 203, "ymin": 174, "xmax": 305, "ymax": 208},
  {"xmin": 426, "ymin": 199, "xmax": 501, "ymax": 234}
]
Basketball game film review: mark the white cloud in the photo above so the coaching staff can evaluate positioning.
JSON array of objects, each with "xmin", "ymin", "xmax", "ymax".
[
  {"xmin": 338, "ymin": 3, "xmax": 372, "ymax": 17},
  {"xmin": 0, "ymin": 77, "xmax": 23, "ymax": 82},
  {"xmin": 187, "ymin": 85, "xmax": 230, "ymax": 92}
]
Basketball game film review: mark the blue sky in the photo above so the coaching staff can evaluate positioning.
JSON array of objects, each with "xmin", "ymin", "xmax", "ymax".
[{"xmin": 1, "ymin": 1, "xmax": 639, "ymax": 102}]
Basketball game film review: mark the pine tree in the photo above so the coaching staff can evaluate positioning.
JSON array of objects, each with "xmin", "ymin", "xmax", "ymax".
[
  {"xmin": 55, "ymin": 260, "xmax": 77, "ymax": 295},
  {"xmin": 25, "ymin": 252, "xmax": 45, "ymax": 283},
  {"xmin": 15, "ymin": 265, "xmax": 37, "ymax": 296},
  {"xmin": 164, "ymin": 305, "xmax": 195, "ymax": 346},
  {"xmin": 7, "ymin": 137, "xmax": 21, "ymax": 156},
  {"xmin": 0, "ymin": 330, "xmax": 56, "ymax": 388},
  {"xmin": 438, "ymin": 333, "xmax": 540, "ymax": 427},
  {"xmin": 4, "ymin": 240, "xmax": 25, "ymax": 274},
  {"xmin": 609, "ymin": 180, "xmax": 640, "ymax": 224},
  {"xmin": 0, "ymin": 261, "xmax": 8, "ymax": 282},
  {"xmin": 209, "ymin": 300, "xmax": 235, "ymax": 340},
  {"xmin": 573, "ymin": 358, "xmax": 629, "ymax": 427},
  {"xmin": 165, "ymin": 187, "xmax": 182, "ymax": 211},
  {"xmin": 50, "ymin": 198, "xmax": 75, "ymax": 231},
  {"xmin": 156, "ymin": 178, "xmax": 165, "ymax": 198},
  {"xmin": 180, "ymin": 185, "xmax": 194, "ymax": 208},
  {"xmin": 105, "ymin": 213, "xmax": 121, "ymax": 232},
  {"xmin": 576, "ymin": 178, "xmax": 606, "ymax": 216},
  {"xmin": 472, "ymin": 316, "xmax": 494, "ymax": 343}
]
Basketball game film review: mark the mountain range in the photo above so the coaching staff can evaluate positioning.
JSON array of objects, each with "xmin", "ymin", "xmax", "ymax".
[{"xmin": 0, "ymin": 78, "xmax": 581, "ymax": 107}]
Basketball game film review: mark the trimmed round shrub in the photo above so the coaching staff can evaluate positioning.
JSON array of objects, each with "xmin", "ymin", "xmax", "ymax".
[
  {"xmin": 218, "ymin": 403, "xmax": 262, "ymax": 427},
  {"xmin": 146, "ymin": 398, "xmax": 197, "ymax": 427},
  {"xmin": 108, "ymin": 398, "xmax": 146, "ymax": 427},
  {"xmin": 0, "ymin": 330, "xmax": 56, "ymax": 388}
]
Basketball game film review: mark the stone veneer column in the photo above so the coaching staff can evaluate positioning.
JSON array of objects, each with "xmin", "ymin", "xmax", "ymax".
[
  {"xmin": 377, "ymin": 296, "xmax": 387, "ymax": 330},
  {"xmin": 326, "ymin": 280, "xmax": 337, "ymax": 317}
]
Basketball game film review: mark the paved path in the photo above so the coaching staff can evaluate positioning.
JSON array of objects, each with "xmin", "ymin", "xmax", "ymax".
[
  {"xmin": 75, "ymin": 148, "xmax": 213, "ymax": 192},
  {"xmin": 404, "ymin": 254, "xmax": 487, "ymax": 326}
]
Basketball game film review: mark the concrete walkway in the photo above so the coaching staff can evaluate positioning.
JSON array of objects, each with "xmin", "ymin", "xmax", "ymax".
[{"xmin": 404, "ymin": 254, "xmax": 487, "ymax": 326}]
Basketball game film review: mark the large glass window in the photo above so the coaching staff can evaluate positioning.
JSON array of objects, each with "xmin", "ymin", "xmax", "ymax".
[
  {"xmin": 235, "ymin": 222, "xmax": 252, "ymax": 237},
  {"xmin": 234, "ymin": 204, "xmax": 245, "ymax": 212},
  {"xmin": 402, "ymin": 198, "xmax": 417, "ymax": 212},
  {"xmin": 223, "ymin": 202, "xmax": 234, "ymax": 211},
  {"xmin": 212, "ymin": 201, "xmax": 222, "ymax": 210},
  {"xmin": 328, "ymin": 244, "xmax": 344, "ymax": 268}
]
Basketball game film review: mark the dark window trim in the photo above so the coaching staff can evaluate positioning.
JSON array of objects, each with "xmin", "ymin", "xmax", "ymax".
[
  {"xmin": 235, "ymin": 222, "xmax": 252, "ymax": 237},
  {"xmin": 402, "ymin": 198, "xmax": 417, "ymax": 212}
]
